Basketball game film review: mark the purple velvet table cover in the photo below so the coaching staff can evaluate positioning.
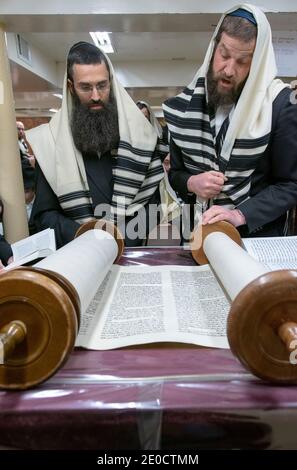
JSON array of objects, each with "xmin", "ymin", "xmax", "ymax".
[{"xmin": 0, "ymin": 248, "xmax": 297, "ymax": 450}]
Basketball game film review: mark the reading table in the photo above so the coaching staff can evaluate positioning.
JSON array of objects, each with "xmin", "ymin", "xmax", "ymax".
[{"xmin": 0, "ymin": 247, "xmax": 296, "ymax": 449}]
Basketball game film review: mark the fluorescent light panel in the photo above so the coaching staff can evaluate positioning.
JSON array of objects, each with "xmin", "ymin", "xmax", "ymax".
[{"xmin": 89, "ymin": 32, "xmax": 114, "ymax": 53}]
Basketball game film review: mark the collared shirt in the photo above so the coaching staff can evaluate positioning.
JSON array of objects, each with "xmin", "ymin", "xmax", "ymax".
[{"xmin": 26, "ymin": 197, "xmax": 35, "ymax": 221}]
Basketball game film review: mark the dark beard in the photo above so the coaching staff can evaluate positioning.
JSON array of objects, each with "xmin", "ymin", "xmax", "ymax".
[
  {"xmin": 71, "ymin": 90, "xmax": 119, "ymax": 156},
  {"xmin": 206, "ymin": 63, "xmax": 246, "ymax": 112}
]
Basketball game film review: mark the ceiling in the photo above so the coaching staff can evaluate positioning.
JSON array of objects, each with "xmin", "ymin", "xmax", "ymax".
[
  {"xmin": 4, "ymin": 6, "xmax": 297, "ymax": 117},
  {"xmin": 21, "ymin": 31, "xmax": 212, "ymax": 62}
]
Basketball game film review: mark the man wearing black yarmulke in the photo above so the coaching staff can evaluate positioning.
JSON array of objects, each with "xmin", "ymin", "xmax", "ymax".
[{"xmin": 164, "ymin": 4, "xmax": 297, "ymax": 238}]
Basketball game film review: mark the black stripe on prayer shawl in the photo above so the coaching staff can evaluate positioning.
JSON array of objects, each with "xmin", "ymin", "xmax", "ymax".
[
  {"xmin": 59, "ymin": 190, "xmax": 91, "ymax": 203},
  {"xmin": 118, "ymin": 141, "xmax": 154, "ymax": 158},
  {"xmin": 113, "ymin": 181, "xmax": 162, "ymax": 202},
  {"xmin": 215, "ymin": 115, "xmax": 229, "ymax": 158},
  {"xmin": 165, "ymin": 87, "xmax": 206, "ymax": 113},
  {"xmin": 115, "ymin": 173, "xmax": 157, "ymax": 187},
  {"xmin": 171, "ymin": 133, "xmax": 214, "ymax": 146},
  {"xmin": 172, "ymin": 137, "xmax": 215, "ymax": 157},
  {"xmin": 183, "ymin": 153, "xmax": 217, "ymax": 168},
  {"xmin": 233, "ymin": 134, "xmax": 270, "ymax": 149},
  {"xmin": 214, "ymin": 189, "xmax": 250, "ymax": 206},
  {"xmin": 113, "ymin": 177, "xmax": 141, "ymax": 189},
  {"xmin": 114, "ymin": 169, "xmax": 159, "ymax": 190},
  {"xmin": 227, "ymin": 153, "xmax": 265, "ymax": 171},
  {"xmin": 114, "ymin": 164, "xmax": 163, "ymax": 186},
  {"xmin": 168, "ymin": 118, "xmax": 212, "ymax": 134},
  {"xmin": 113, "ymin": 180, "xmax": 160, "ymax": 200},
  {"xmin": 213, "ymin": 197, "xmax": 234, "ymax": 206},
  {"xmin": 116, "ymin": 142, "xmax": 166, "ymax": 174},
  {"xmin": 214, "ymin": 193, "xmax": 251, "ymax": 206},
  {"xmin": 165, "ymin": 97, "xmax": 210, "ymax": 120},
  {"xmin": 157, "ymin": 141, "xmax": 168, "ymax": 150},
  {"xmin": 115, "ymin": 159, "xmax": 163, "ymax": 179},
  {"xmin": 227, "ymin": 180, "xmax": 252, "ymax": 197},
  {"xmin": 63, "ymin": 204, "xmax": 94, "ymax": 220},
  {"xmin": 119, "ymin": 139, "xmax": 168, "ymax": 164},
  {"xmin": 166, "ymin": 111, "xmax": 211, "ymax": 133},
  {"xmin": 155, "ymin": 142, "xmax": 169, "ymax": 160},
  {"xmin": 116, "ymin": 157, "xmax": 151, "ymax": 174},
  {"xmin": 180, "ymin": 77, "xmax": 205, "ymax": 95},
  {"xmin": 225, "ymin": 175, "xmax": 252, "ymax": 186}
]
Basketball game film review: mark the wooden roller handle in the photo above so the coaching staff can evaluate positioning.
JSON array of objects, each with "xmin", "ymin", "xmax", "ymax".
[
  {"xmin": 278, "ymin": 322, "xmax": 297, "ymax": 351},
  {"xmin": 75, "ymin": 219, "xmax": 124, "ymax": 262},
  {"xmin": 0, "ymin": 321, "xmax": 27, "ymax": 363}
]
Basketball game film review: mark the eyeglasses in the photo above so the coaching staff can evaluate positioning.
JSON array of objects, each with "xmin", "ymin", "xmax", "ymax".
[{"xmin": 75, "ymin": 81, "xmax": 110, "ymax": 94}]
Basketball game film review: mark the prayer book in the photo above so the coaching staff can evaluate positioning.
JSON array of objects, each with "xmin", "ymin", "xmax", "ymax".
[
  {"xmin": 242, "ymin": 236, "xmax": 297, "ymax": 270},
  {"xmin": 4, "ymin": 228, "xmax": 56, "ymax": 270}
]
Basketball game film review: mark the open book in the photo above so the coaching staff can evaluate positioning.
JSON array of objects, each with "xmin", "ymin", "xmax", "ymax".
[
  {"xmin": 75, "ymin": 264, "xmax": 231, "ymax": 350},
  {"xmin": 33, "ymin": 230, "xmax": 232, "ymax": 351},
  {"xmin": 5, "ymin": 228, "xmax": 56, "ymax": 270},
  {"xmin": 242, "ymin": 236, "xmax": 297, "ymax": 270}
]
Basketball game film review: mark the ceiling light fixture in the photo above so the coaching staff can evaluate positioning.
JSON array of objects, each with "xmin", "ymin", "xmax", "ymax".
[{"xmin": 89, "ymin": 32, "xmax": 114, "ymax": 53}]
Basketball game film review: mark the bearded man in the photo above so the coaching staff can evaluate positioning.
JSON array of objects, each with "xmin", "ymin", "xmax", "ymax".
[
  {"xmin": 163, "ymin": 4, "xmax": 297, "ymax": 237},
  {"xmin": 27, "ymin": 42, "xmax": 165, "ymax": 247}
]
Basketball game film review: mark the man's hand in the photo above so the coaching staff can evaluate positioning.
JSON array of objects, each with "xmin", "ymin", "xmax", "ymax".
[
  {"xmin": 187, "ymin": 171, "xmax": 227, "ymax": 199},
  {"xmin": 0, "ymin": 260, "xmax": 4, "ymax": 271},
  {"xmin": 202, "ymin": 205, "xmax": 246, "ymax": 227}
]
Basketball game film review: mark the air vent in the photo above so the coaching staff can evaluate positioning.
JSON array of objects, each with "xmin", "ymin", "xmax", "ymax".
[{"xmin": 16, "ymin": 34, "xmax": 31, "ymax": 64}]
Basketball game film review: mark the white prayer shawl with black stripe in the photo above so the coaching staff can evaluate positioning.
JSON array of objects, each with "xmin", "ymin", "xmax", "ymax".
[
  {"xmin": 136, "ymin": 100, "xmax": 163, "ymax": 138},
  {"xmin": 137, "ymin": 100, "xmax": 169, "ymax": 157},
  {"xmin": 163, "ymin": 3, "xmax": 287, "ymax": 216},
  {"xmin": 26, "ymin": 50, "xmax": 165, "ymax": 224}
]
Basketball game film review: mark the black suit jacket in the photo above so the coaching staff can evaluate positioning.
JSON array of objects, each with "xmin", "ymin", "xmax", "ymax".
[
  {"xmin": 0, "ymin": 234, "xmax": 12, "ymax": 265},
  {"xmin": 32, "ymin": 152, "xmax": 160, "ymax": 248},
  {"xmin": 169, "ymin": 88, "xmax": 297, "ymax": 237}
]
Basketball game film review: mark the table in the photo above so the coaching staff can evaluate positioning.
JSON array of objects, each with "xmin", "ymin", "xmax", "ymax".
[{"xmin": 0, "ymin": 248, "xmax": 296, "ymax": 449}]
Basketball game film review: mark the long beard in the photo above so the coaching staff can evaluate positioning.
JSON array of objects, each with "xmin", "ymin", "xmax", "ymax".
[
  {"xmin": 207, "ymin": 64, "xmax": 246, "ymax": 111},
  {"xmin": 71, "ymin": 91, "xmax": 119, "ymax": 156}
]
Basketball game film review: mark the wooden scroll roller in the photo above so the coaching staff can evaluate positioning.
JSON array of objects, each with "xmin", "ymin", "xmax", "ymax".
[
  {"xmin": 0, "ymin": 222, "xmax": 124, "ymax": 390},
  {"xmin": 190, "ymin": 221, "xmax": 297, "ymax": 383}
]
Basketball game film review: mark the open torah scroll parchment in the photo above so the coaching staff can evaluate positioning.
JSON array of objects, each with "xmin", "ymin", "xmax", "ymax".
[
  {"xmin": 35, "ymin": 229, "xmax": 118, "ymax": 314},
  {"xmin": 35, "ymin": 230, "xmax": 270, "ymax": 350},
  {"xmin": 242, "ymin": 236, "xmax": 297, "ymax": 270}
]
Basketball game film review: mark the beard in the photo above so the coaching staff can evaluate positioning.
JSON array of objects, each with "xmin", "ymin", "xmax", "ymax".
[
  {"xmin": 207, "ymin": 63, "xmax": 247, "ymax": 111},
  {"xmin": 71, "ymin": 90, "xmax": 119, "ymax": 156}
]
